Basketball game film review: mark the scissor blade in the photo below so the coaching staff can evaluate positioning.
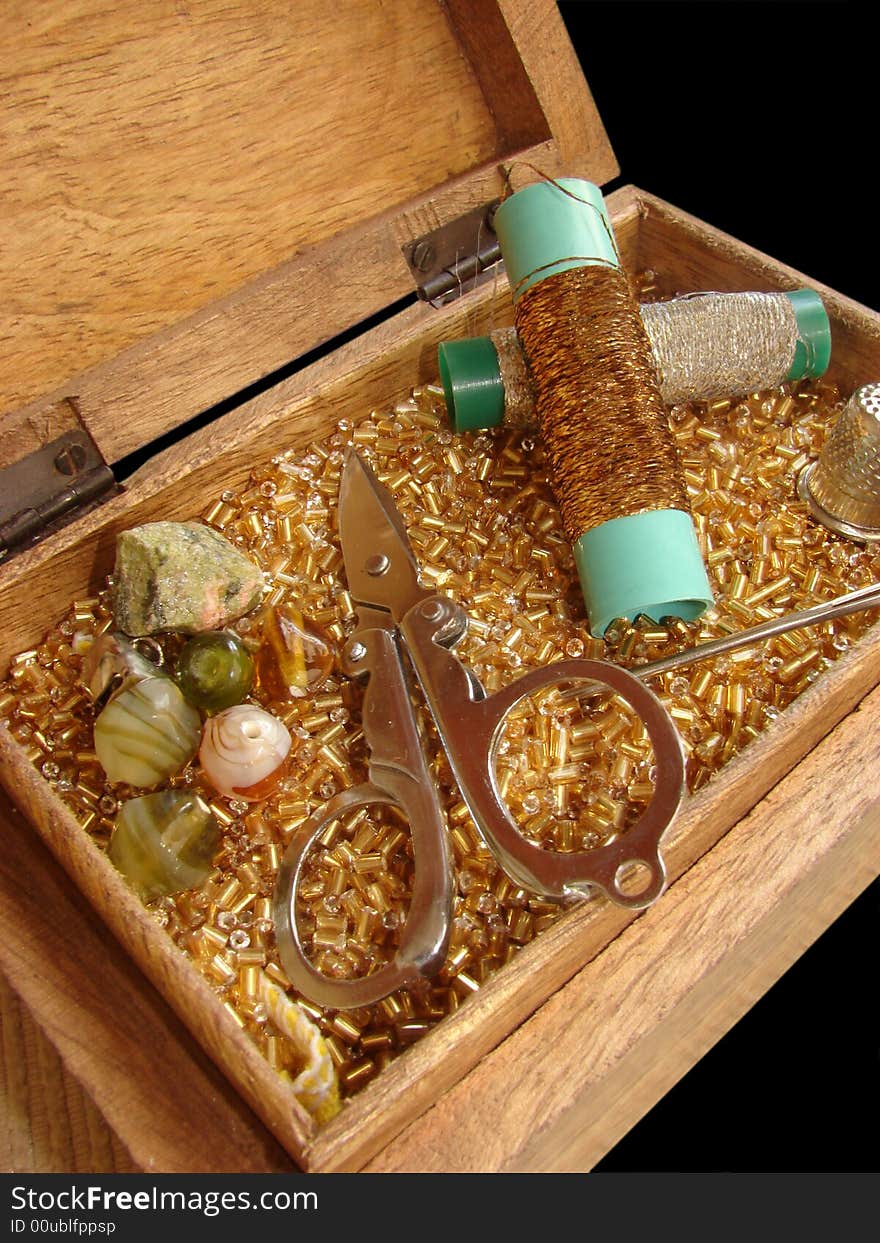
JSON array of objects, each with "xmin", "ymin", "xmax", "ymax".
[{"xmin": 338, "ymin": 450, "xmax": 428, "ymax": 618}]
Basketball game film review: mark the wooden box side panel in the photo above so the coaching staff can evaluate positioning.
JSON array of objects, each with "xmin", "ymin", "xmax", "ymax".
[
  {"xmin": 0, "ymin": 732, "xmax": 317, "ymax": 1169},
  {"xmin": 0, "ymin": 796, "xmax": 297, "ymax": 1173},
  {"xmin": 364, "ymin": 681, "xmax": 880, "ymax": 1172}
]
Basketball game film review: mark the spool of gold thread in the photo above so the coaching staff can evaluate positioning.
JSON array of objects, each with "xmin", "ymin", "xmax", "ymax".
[{"xmin": 491, "ymin": 179, "xmax": 712, "ymax": 637}]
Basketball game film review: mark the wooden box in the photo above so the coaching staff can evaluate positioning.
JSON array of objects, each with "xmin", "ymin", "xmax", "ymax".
[{"xmin": 1, "ymin": 1, "xmax": 878, "ymax": 1173}]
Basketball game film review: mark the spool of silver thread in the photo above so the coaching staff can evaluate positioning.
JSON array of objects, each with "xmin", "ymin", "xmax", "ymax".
[
  {"xmin": 494, "ymin": 292, "xmax": 818, "ymax": 427},
  {"xmin": 798, "ymin": 382, "xmax": 880, "ymax": 541}
]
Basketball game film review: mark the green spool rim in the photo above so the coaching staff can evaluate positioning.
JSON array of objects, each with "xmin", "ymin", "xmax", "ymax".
[
  {"xmin": 438, "ymin": 338, "xmax": 505, "ymax": 432},
  {"xmin": 785, "ymin": 289, "xmax": 831, "ymax": 379}
]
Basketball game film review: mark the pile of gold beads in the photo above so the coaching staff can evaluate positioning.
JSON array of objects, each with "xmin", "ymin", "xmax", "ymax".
[{"xmin": 2, "ymin": 272, "xmax": 880, "ymax": 1110}]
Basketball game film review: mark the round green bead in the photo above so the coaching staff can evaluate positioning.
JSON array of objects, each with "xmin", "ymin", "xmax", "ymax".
[{"xmin": 175, "ymin": 630, "xmax": 255, "ymax": 712}]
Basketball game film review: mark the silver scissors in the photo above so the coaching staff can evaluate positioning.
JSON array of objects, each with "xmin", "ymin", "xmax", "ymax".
[
  {"xmin": 273, "ymin": 451, "xmax": 687, "ymax": 1008},
  {"xmin": 274, "ymin": 451, "xmax": 880, "ymax": 1009}
]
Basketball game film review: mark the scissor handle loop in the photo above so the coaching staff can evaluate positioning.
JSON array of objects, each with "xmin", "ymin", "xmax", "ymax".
[
  {"xmin": 477, "ymin": 659, "xmax": 682, "ymax": 906},
  {"xmin": 274, "ymin": 781, "xmax": 453, "ymax": 1010},
  {"xmin": 401, "ymin": 595, "xmax": 684, "ymax": 908}
]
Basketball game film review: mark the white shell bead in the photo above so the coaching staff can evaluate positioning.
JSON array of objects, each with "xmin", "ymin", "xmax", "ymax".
[{"xmin": 199, "ymin": 704, "xmax": 292, "ymax": 801}]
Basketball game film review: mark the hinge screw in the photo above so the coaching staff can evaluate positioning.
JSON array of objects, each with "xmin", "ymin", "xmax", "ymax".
[
  {"xmin": 411, "ymin": 241, "xmax": 436, "ymax": 273},
  {"xmin": 54, "ymin": 443, "xmax": 87, "ymax": 476}
]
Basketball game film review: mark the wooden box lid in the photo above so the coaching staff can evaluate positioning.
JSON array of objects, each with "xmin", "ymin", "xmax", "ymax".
[{"xmin": 1, "ymin": 0, "xmax": 616, "ymax": 475}]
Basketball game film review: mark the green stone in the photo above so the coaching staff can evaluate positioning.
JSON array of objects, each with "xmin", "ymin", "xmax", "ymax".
[
  {"xmin": 113, "ymin": 521, "xmax": 264, "ymax": 636},
  {"xmin": 176, "ymin": 631, "xmax": 255, "ymax": 712}
]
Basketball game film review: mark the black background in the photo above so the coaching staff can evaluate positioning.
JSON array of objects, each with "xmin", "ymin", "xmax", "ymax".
[{"xmin": 556, "ymin": 1, "xmax": 878, "ymax": 1172}]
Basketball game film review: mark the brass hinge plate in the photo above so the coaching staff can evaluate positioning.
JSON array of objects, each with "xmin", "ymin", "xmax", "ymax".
[
  {"xmin": 0, "ymin": 427, "xmax": 117, "ymax": 561},
  {"xmin": 402, "ymin": 201, "xmax": 503, "ymax": 306}
]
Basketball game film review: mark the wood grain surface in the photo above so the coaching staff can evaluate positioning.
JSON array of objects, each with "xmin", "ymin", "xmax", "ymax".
[
  {"xmin": 1, "ymin": 976, "xmax": 138, "ymax": 1175},
  {"xmin": 0, "ymin": 0, "xmax": 615, "ymax": 465},
  {"xmin": 364, "ymin": 681, "xmax": 880, "ymax": 1172},
  {"xmin": 0, "ymin": 0, "xmax": 495, "ymax": 417},
  {"xmin": 0, "ymin": 793, "xmax": 295, "ymax": 1174}
]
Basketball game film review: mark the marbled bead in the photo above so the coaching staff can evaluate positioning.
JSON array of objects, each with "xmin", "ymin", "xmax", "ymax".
[
  {"xmin": 94, "ymin": 676, "xmax": 201, "ymax": 786},
  {"xmin": 109, "ymin": 789, "xmax": 219, "ymax": 900}
]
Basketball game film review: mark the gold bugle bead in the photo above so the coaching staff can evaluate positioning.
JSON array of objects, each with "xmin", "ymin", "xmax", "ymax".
[
  {"xmin": 725, "ymin": 684, "xmax": 747, "ymax": 718},
  {"xmin": 263, "ymin": 962, "xmax": 291, "ymax": 989},
  {"xmin": 449, "ymin": 827, "xmax": 473, "ymax": 857},
  {"xmin": 351, "ymin": 823, "xmax": 377, "ymax": 852},
  {"xmin": 208, "ymin": 954, "xmax": 237, "ymax": 984},
  {"xmin": 445, "ymin": 946, "xmax": 471, "ymax": 976},
  {"xmin": 296, "ymin": 999, "xmax": 324, "ymax": 1024},
  {"xmin": 236, "ymin": 947, "xmax": 266, "ymax": 966},
  {"xmin": 10, "ymin": 650, "xmax": 39, "ymax": 667},
  {"xmin": 547, "ymin": 763, "xmax": 581, "ymax": 784},
  {"xmin": 330, "ymin": 1013, "xmax": 363, "ymax": 1043},
  {"xmin": 360, "ymin": 1031, "xmax": 393, "ymax": 1052},
  {"xmin": 353, "ymin": 852, "xmax": 383, "ymax": 874},
  {"xmin": 322, "ymin": 1034, "xmax": 350, "ymax": 1071},
  {"xmin": 202, "ymin": 926, "xmax": 228, "ymax": 950},
  {"xmin": 365, "ymin": 883, "xmax": 390, "ymax": 913},
  {"xmin": 380, "ymin": 829, "xmax": 407, "ymax": 859},
  {"xmin": 508, "ymin": 911, "xmax": 533, "ymax": 943},
  {"xmin": 745, "ymin": 575, "xmax": 793, "ymax": 607},
  {"xmin": 216, "ymin": 879, "xmax": 243, "ymax": 909},
  {"xmin": 378, "ymin": 995, "xmax": 404, "ymax": 1022},
  {"xmin": 497, "ymin": 768, "xmax": 514, "ymax": 800},
  {"xmin": 353, "ymin": 907, "xmax": 379, "ymax": 941},
  {"xmin": 777, "ymin": 649, "xmax": 821, "ymax": 685},
  {"xmin": 328, "ymin": 869, "xmax": 350, "ymax": 898},
  {"xmin": 451, "ymin": 972, "xmax": 480, "ymax": 997},
  {"xmin": 524, "ymin": 811, "xmax": 553, "ymax": 835},
  {"xmin": 263, "ymin": 1036, "xmax": 286, "ymax": 1069},
  {"xmin": 239, "ymin": 965, "xmax": 260, "ymax": 999}
]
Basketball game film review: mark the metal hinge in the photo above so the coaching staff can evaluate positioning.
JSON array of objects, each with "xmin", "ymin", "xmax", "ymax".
[
  {"xmin": 402, "ymin": 201, "xmax": 502, "ymax": 306},
  {"xmin": 0, "ymin": 426, "xmax": 117, "ymax": 561}
]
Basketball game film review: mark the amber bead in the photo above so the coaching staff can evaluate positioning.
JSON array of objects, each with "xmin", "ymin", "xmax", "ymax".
[{"xmin": 254, "ymin": 604, "xmax": 335, "ymax": 701}]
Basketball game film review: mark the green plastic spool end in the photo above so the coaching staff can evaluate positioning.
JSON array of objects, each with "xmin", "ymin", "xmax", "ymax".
[
  {"xmin": 438, "ymin": 338, "xmax": 505, "ymax": 432},
  {"xmin": 492, "ymin": 178, "xmax": 617, "ymax": 301},
  {"xmin": 785, "ymin": 289, "xmax": 831, "ymax": 379},
  {"xmin": 574, "ymin": 510, "xmax": 713, "ymax": 639}
]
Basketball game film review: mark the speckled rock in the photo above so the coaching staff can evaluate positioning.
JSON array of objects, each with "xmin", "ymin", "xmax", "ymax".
[{"xmin": 113, "ymin": 521, "xmax": 264, "ymax": 636}]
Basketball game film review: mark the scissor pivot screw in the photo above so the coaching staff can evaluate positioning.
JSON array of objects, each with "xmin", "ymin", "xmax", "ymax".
[
  {"xmin": 420, "ymin": 600, "xmax": 446, "ymax": 621},
  {"xmin": 365, "ymin": 554, "xmax": 390, "ymax": 576}
]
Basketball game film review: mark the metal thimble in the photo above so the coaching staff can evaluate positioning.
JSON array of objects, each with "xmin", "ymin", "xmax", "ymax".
[{"xmin": 798, "ymin": 382, "xmax": 880, "ymax": 541}]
